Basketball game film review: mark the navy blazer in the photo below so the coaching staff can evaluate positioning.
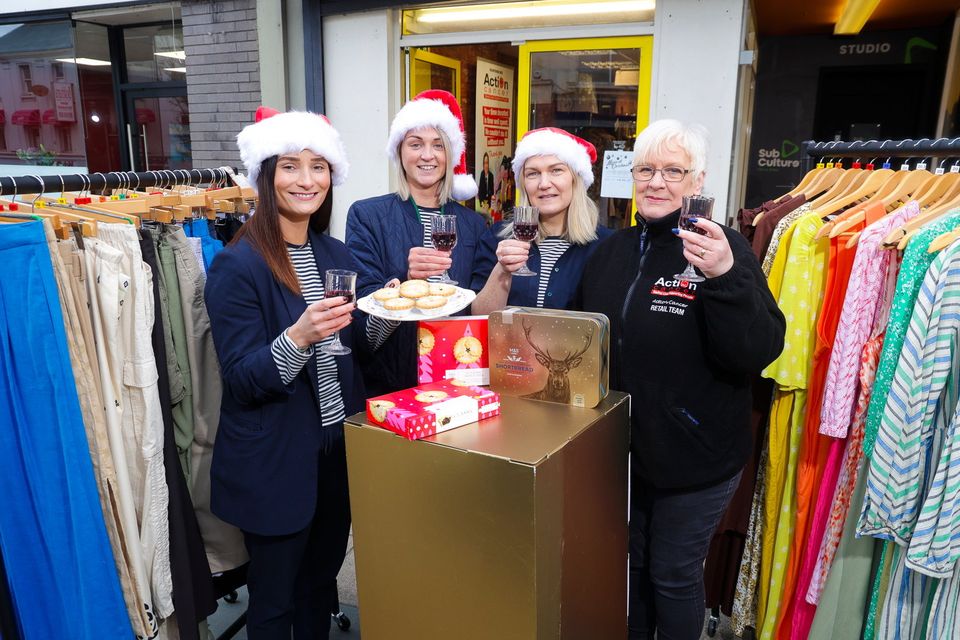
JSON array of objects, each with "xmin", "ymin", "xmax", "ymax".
[
  {"xmin": 345, "ymin": 193, "xmax": 487, "ymax": 394},
  {"xmin": 204, "ymin": 228, "xmax": 366, "ymax": 536},
  {"xmin": 469, "ymin": 222, "xmax": 613, "ymax": 309}
]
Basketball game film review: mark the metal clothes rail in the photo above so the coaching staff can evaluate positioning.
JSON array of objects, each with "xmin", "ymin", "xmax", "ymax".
[
  {"xmin": 801, "ymin": 137, "xmax": 960, "ymax": 171},
  {"xmin": 0, "ymin": 167, "xmax": 239, "ymax": 196}
]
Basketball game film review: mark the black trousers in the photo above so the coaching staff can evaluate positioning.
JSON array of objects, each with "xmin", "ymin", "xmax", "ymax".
[
  {"xmin": 628, "ymin": 471, "xmax": 742, "ymax": 640},
  {"xmin": 242, "ymin": 435, "xmax": 351, "ymax": 640}
]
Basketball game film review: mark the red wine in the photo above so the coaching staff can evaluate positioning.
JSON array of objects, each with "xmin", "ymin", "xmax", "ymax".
[
  {"xmin": 325, "ymin": 289, "xmax": 354, "ymax": 303},
  {"xmin": 432, "ymin": 231, "xmax": 457, "ymax": 251},
  {"xmin": 680, "ymin": 215, "xmax": 707, "ymax": 235},
  {"xmin": 514, "ymin": 222, "xmax": 538, "ymax": 242}
]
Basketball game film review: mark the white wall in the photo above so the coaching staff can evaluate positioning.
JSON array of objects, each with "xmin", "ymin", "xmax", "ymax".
[
  {"xmin": 323, "ymin": 9, "xmax": 398, "ymax": 241},
  {"xmin": 651, "ymin": 0, "xmax": 748, "ymax": 221}
]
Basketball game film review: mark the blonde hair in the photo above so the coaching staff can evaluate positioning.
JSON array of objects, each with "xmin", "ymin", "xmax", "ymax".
[
  {"xmin": 394, "ymin": 127, "xmax": 456, "ymax": 205},
  {"xmin": 499, "ymin": 168, "xmax": 598, "ymax": 245},
  {"xmin": 632, "ymin": 119, "xmax": 708, "ymax": 179}
]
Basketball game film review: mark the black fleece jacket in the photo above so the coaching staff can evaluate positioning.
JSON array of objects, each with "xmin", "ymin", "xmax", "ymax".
[{"xmin": 576, "ymin": 210, "xmax": 785, "ymax": 489}]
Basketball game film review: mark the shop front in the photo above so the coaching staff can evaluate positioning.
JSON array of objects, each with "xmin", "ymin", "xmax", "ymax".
[{"xmin": 322, "ymin": 0, "xmax": 754, "ymax": 239}]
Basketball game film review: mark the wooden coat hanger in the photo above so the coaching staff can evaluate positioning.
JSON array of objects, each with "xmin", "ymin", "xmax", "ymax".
[
  {"xmin": 927, "ymin": 218, "xmax": 960, "ymax": 253},
  {"xmin": 828, "ymin": 167, "xmax": 928, "ymax": 240},
  {"xmin": 807, "ymin": 168, "xmax": 890, "ymax": 239}
]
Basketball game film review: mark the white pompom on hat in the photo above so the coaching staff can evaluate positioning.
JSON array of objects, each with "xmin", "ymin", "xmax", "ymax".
[
  {"xmin": 386, "ymin": 89, "xmax": 478, "ymax": 201},
  {"xmin": 512, "ymin": 127, "xmax": 598, "ymax": 187},
  {"xmin": 237, "ymin": 106, "xmax": 349, "ymax": 191}
]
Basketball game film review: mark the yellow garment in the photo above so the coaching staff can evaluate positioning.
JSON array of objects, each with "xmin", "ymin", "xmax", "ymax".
[{"xmin": 756, "ymin": 212, "xmax": 829, "ymax": 635}]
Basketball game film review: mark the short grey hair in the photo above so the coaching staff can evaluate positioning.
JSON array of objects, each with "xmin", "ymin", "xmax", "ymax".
[
  {"xmin": 394, "ymin": 127, "xmax": 456, "ymax": 205},
  {"xmin": 632, "ymin": 119, "xmax": 708, "ymax": 179}
]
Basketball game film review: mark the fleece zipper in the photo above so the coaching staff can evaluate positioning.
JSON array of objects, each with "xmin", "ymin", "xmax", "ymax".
[{"xmin": 619, "ymin": 221, "xmax": 649, "ymax": 354}]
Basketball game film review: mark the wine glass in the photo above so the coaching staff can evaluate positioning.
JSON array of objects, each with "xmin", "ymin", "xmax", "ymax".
[
  {"xmin": 431, "ymin": 214, "xmax": 458, "ymax": 285},
  {"xmin": 320, "ymin": 269, "xmax": 357, "ymax": 356},
  {"xmin": 512, "ymin": 206, "xmax": 539, "ymax": 277},
  {"xmin": 673, "ymin": 195, "xmax": 714, "ymax": 283}
]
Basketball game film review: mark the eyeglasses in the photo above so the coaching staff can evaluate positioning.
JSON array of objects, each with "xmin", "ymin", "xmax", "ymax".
[{"xmin": 631, "ymin": 166, "xmax": 692, "ymax": 182}]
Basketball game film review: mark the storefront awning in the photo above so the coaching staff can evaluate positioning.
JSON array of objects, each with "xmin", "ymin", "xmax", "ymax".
[
  {"xmin": 136, "ymin": 107, "xmax": 156, "ymax": 124},
  {"xmin": 42, "ymin": 109, "xmax": 72, "ymax": 125},
  {"xmin": 11, "ymin": 109, "xmax": 40, "ymax": 126}
]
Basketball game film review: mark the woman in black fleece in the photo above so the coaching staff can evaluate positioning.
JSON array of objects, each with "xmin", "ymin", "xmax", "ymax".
[{"xmin": 576, "ymin": 119, "xmax": 785, "ymax": 639}]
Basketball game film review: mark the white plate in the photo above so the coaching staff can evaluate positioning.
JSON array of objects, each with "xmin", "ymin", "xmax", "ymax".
[{"xmin": 357, "ymin": 286, "xmax": 477, "ymax": 322}]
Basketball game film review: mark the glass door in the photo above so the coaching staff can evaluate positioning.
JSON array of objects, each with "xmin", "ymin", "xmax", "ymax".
[
  {"xmin": 124, "ymin": 89, "xmax": 191, "ymax": 171},
  {"xmin": 407, "ymin": 48, "xmax": 461, "ymax": 99},
  {"xmin": 517, "ymin": 36, "xmax": 653, "ymax": 228}
]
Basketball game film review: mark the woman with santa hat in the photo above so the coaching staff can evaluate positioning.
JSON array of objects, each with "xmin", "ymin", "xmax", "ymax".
[
  {"xmin": 205, "ymin": 107, "xmax": 371, "ymax": 639},
  {"xmin": 470, "ymin": 127, "xmax": 612, "ymax": 313},
  {"xmin": 345, "ymin": 89, "xmax": 487, "ymax": 395}
]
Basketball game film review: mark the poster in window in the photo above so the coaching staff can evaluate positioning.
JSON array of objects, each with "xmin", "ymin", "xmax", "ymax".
[
  {"xmin": 474, "ymin": 58, "xmax": 514, "ymax": 221},
  {"xmin": 53, "ymin": 81, "xmax": 76, "ymax": 123}
]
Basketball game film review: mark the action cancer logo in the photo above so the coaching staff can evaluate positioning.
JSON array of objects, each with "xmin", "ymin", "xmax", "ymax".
[{"xmin": 757, "ymin": 139, "xmax": 800, "ymax": 170}]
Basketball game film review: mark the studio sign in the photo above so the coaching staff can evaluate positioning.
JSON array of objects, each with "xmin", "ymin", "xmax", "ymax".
[{"xmin": 839, "ymin": 42, "xmax": 892, "ymax": 55}]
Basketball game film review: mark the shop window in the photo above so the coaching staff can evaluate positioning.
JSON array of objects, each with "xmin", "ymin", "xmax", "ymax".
[
  {"xmin": 18, "ymin": 64, "xmax": 34, "ymax": 97},
  {"xmin": 124, "ymin": 22, "xmax": 186, "ymax": 83},
  {"xmin": 56, "ymin": 126, "xmax": 72, "ymax": 153},
  {"xmin": 25, "ymin": 127, "xmax": 39, "ymax": 149}
]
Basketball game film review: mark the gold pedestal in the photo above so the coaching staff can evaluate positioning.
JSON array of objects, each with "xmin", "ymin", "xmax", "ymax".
[{"xmin": 344, "ymin": 391, "xmax": 630, "ymax": 640}]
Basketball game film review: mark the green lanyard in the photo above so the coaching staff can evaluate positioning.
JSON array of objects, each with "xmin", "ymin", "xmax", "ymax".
[{"xmin": 409, "ymin": 197, "xmax": 444, "ymax": 224}]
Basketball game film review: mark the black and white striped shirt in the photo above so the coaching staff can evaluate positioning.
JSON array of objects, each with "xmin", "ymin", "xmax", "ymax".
[
  {"xmin": 419, "ymin": 206, "xmax": 443, "ymax": 283},
  {"xmin": 270, "ymin": 242, "xmax": 345, "ymax": 427},
  {"xmin": 536, "ymin": 237, "xmax": 571, "ymax": 307}
]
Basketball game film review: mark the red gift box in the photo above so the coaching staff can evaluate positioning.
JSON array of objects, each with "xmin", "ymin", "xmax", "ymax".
[
  {"xmin": 417, "ymin": 316, "xmax": 489, "ymax": 386},
  {"xmin": 366, "ymin": 380, "xmax": 501, "ymax": 441}
]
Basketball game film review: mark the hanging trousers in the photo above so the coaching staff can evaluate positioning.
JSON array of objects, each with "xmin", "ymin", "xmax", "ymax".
[
  {"xmin": 0, "ymin": 220, "xmax": 132, "ymax": 639},
  {"xmin": 140, "ymin": 230, "xmax": 218, "ymax": 640}
]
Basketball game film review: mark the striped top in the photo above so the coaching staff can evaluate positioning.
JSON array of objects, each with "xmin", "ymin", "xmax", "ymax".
[
  {"xmin": 419, "ymin": 206, "xmax": 443, "ymax": 283},
  {"xmin": 535, "ymin": 237, "xmax": 571, "ymax": 307},
  {"xmin": 270, "ymin": 242, "xmax": 345, "ymax": 427},
  {"xmin": 858, "ymin": 238, "xmax": 960, "ymax": 567}
]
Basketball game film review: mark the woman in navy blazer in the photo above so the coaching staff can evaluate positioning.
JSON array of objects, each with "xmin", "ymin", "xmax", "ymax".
[
  {"xmin": 346, "ymin": 90, "xmax": 486, "ymax": 395},
  {"xmin": 471, "ymin": 128, "xmax": 611, "ymax": 313},
  {"xmin": 205, "ymin": 107, "xmax": 364, "ymax": 640}
]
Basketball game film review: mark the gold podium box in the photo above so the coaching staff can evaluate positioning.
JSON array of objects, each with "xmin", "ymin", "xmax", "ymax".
[{"xmin": 344, "ymin": 391, "xmax": 630, "ymax": 640}]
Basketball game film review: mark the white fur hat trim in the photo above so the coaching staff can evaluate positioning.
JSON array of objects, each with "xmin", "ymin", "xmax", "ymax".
[
  {"xmin": 512, "ymin": 129, "xmax": 595, "ymax": 188},
  {"xmin": 237, "ymin": 111, "xmax": 349, "ymax": 189},
  {"xmin": 385, "ymin": 98, "xmax": 465, "ymax": 163}
]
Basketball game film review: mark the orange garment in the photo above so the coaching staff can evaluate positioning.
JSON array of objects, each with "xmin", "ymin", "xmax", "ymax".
[{"xmin": 774, "ymin": 203, "xmax": 886, "ymax": 639}]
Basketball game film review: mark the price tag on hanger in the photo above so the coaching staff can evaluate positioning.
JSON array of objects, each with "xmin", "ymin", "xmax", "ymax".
[
  {"xmin": 882, "ymin": 161, "xmax": 892, "ymax": 169},
  {"xmin": 916, "ymin": 161, "xmax": 927, "ymax": 170},
  {"xmin": 866, "ymin": 162, "xmax": 875, "ymax": 170},
  {"xmin": 951, "ymin": 165, "xmax": 960, "ymax": 174},
  {"xmin": 35, "ymin": 200, "xmax": 46, "ymax": 209},
  {"xmin": 816, "ymin": 162, "xmax": 825, "ymax": 169},
  {"xmin": 110, "ymin": 194, "xmax": 120, "ymax": 200},
  {"xmin": 57, "ymin": 197, "xmax": 67, "ymax": 204},
  {"xmin": 826, "ymin": 162, "xmax": 834, "ymax": 168},
  {"xmin": 8, "ymin": 203, "xmax": 19, "ymax": 211},
  {"xmin": 129, "ymin": 193, "xmax": 139, "ymax": 199},
  {"xmin": 901, "ymin": 162, "xmax": 911, "ymax": 170},
  {"xmin": 852, "ymin": 161, "xmax": 862, "ymax": 169},
  {"xmin": 935, "ymin": 166, "xmax": 945, "ymax": 175},
  {"xmin": 118, "ymin": 193, "xmax": 127, "ymax": 200}
]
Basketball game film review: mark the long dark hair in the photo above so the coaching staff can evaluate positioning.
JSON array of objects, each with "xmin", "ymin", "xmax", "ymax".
[{"xmin": 231, "ymin": 155, "xmax": 333, "ymax": 295}]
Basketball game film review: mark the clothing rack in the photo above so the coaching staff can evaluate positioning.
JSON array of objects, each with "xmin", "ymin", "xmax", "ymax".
[
  {"xmin": 0, "ymin": 168, "xmax": 239, "ymax": 196},
  {"xmin": 801, "ymin": 137, "xmax": 960, "ymax": 172}
]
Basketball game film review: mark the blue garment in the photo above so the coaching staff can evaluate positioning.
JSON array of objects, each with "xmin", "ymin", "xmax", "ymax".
[
  {"xmin": 204, "ymin": 227, "xmax": 367, "ymax": 536},
  {"xmin": 345, "ymin": 194, "xmax": 487, "ymax": 394},
  {"xmin": 0, "ymin": 221, "xmax": 131, "ymax": 639},
  {"xmin": 183, "ymin": 218, "xmax": 224, "ymax": 270},
  {"xmin": 470, "ymin": 222, "xmax": 613, "ymax": 309}
]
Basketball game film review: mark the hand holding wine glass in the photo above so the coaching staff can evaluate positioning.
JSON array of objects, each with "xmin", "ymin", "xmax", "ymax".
[
  {"xmin": 320, "ymin": 269, "xmax": 357, "ymax": 356},
  {"xmin": 511, "ymin": 206, "xmax": 539, "ymax": 277},
  {"xmin": 431, "ymin": 214, "xmax": 458, "ymax": 285},
  {"xmin": 673, "ymin": 195, "xmax": 714, "ymax": 283}
]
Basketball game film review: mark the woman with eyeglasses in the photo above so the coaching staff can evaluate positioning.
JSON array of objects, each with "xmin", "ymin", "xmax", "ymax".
[{"xmin": 575, "ymin": 119, "xmax": 785, "ymax": 639}]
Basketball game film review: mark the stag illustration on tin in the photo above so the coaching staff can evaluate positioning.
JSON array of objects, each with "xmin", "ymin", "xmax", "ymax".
[{"xmin": 521, "ymin": 319, "xmax": 594, "ymax": 403}]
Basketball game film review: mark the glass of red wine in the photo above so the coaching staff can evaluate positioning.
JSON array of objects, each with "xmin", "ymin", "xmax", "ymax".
[
  {"xmin": 512, "ymin": 206, "xmax": 539, "ymax": 277},
  {"xmin": 431, "ymin": 214, "xmax": 458, "ymax": 285},
  {"xmin": 321, "ymin": 269, "xmax": 357, "ymax": 356},
  {"xmin": 673, "ymin": 195, "xmax": 714, "ymax": 283}
]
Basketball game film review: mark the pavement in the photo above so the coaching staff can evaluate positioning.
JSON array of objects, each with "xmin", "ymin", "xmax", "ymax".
[{"xmin": 207, "ymin": 529, "xmax": 740, "ymax": 639}]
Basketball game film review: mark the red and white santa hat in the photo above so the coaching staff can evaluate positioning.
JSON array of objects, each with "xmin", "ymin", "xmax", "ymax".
[
  {"xmin": 512, "ymin": 127, "xmax": 598, "ymax": 187},
  {"xmin": 237, "ymin": 106, "xmax": 349, "ymax": 190},
  {"xmin": 386, "ymin": 89, "xmax": 478, "ymax": 201}
]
